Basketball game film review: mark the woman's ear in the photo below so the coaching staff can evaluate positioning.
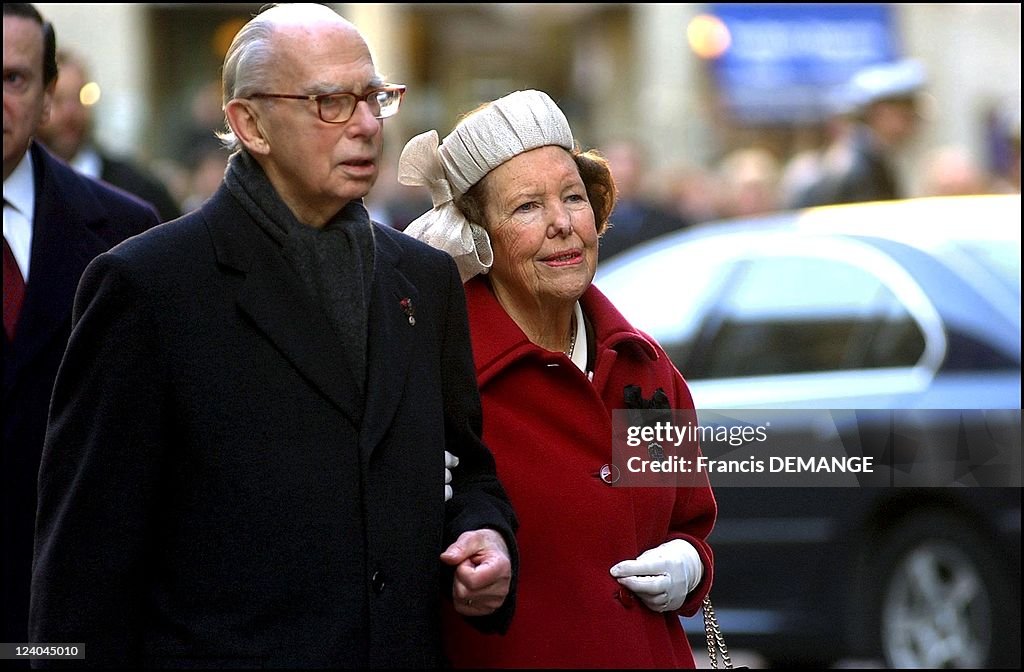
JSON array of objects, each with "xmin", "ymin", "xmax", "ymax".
[{"xmin": 225, "ymin": 99, "xmax": 270, "ymax": 155}]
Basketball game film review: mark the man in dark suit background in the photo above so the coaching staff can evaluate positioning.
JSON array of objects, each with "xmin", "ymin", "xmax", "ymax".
[
  {"xmin": 792, "ymin": 59, "xmax": 928, "ymax": 208},
  {"xmin": 29, "ymin": 3, "xmax": 518, "ymax": 668},
  {"xmin": 598, "ymin": 139, "xmax": 690, "ymax": 262},
  {"xmin": 36, "ymin": 49, "xmax": 182, "ymax": 222},
  {"xmin": 2, "ymin": 2, "xmax": 160, "ymax": 650}
]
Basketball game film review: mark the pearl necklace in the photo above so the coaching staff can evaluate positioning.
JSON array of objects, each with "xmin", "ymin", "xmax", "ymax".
[{"xmin": 566, "ymin": 316, "xmax": 577, "ymax": 359}]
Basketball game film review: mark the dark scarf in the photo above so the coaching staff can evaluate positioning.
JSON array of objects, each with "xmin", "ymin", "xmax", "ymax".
[{"xmin": 224, "ymin": 150, "xmax": 375, "ymax": 394}]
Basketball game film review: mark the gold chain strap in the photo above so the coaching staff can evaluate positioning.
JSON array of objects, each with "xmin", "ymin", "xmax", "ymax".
[{"xmin": 703, "ymin": 596, "xmax": 735, "ymax": 669}]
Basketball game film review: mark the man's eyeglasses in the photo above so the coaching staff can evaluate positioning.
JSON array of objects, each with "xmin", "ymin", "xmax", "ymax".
[{"xmin": 247, "ymin": 85, "xmax": 406, "ymax": 124}]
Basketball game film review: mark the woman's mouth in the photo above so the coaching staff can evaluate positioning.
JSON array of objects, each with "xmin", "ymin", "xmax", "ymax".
[{"xmin": 541, "ymin": 249, "xmax": 583, "ymax": 266}]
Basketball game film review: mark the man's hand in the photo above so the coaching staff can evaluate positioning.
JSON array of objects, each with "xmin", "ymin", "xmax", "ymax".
[{"xmin": 440, "ymin": 528, "xmax": 512, "ymax": 616}]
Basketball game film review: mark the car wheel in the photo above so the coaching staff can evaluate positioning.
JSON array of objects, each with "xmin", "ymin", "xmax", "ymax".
[{"xmin": 869, "ymin": 512, "xmax": 1019, "ymax": 668}]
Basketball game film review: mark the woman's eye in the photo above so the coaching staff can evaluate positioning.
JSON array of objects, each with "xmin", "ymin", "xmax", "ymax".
[{"xmin": 515, "ymin": 202, "xmax": 537, "ymax": 213}]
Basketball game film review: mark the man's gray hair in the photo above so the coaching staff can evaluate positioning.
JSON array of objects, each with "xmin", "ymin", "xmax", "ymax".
[
  {"xmin": 216, "ymin": 4, "xmax": 350, "ymax": 152},
  {"xmin": 215, "ymin": 9, "xmax": 280, "ymax": 152}
]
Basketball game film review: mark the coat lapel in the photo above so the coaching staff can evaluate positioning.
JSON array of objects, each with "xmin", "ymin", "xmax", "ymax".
[
  {"xmin": 204, "ymin": 191, "xmax": 364, "ymax": 428},
  {"xmin": 4, "ymin": 146, "xmax": 111, "ymax": 392},
  {"xmin": 359, "ymin": 226, "xmax": 417, "ymax": 461}
]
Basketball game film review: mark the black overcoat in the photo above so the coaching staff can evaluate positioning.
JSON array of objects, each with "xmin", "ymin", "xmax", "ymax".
[{"xmin": 29, "ymin": 183, "xmax": 517, "ymax": 668}]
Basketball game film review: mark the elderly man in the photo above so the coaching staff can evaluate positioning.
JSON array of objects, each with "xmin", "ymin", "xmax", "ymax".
[
  {"xmin": 29, "ymin": 3, "xmax": 517, "ymax": 668},
  {"xmin": 3, "ymin": 3, "xmax": 159, "ymax": 649}
]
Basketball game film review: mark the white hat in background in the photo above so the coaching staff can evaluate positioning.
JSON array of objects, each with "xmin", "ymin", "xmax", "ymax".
[{"xmin": 847, "ymin": 58, "xmax": 927, "ymax": 110}]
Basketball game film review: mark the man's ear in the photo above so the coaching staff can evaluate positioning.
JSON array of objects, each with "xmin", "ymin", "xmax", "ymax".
[
  {"xmin": 40, "ymin": 79, "xmax": 57, "ymax": 127},
  {"xmin": 225, "ymin": 99, "xmax": 270, "ymax": 155}
]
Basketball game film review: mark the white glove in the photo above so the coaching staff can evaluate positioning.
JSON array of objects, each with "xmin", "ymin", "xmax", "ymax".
[
  {"xmin": 444, "ymin": 451, "xmax": 459, "ymax": 502},
  {"xmin": 609, "ymin": 539, "xmax": 703, "ymax": 613}
]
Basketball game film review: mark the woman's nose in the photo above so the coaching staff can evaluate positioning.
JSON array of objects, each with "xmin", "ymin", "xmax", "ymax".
[{"xmin": 549, "ymin": 205, "xmax": 573, "ymax": 237}]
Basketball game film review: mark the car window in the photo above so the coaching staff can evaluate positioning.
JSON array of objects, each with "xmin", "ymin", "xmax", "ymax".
[
  {"xmin": 685, "ymin": 254, "xmax": 926, "ymax": 378},
  {"xmin": 950, "ymin": 240, "xmax": 1022, "ymax": 309},
  {"xmin": 596, "ymin": 234, "xmax": 741, "ymax": 356}
]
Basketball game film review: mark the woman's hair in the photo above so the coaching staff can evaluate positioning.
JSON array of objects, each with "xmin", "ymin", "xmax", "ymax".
[{"xmin": 455, "ymin": 147, "xmax": 617, "ymax": 236}]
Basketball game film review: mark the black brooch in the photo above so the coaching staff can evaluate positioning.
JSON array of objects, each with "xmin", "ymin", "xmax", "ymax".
[
  {"xmin": 623, "ymin": 385, "xmax": 670, "ymax": 411},
  {"xmin": 624, "ymin": 385, "xmax": 672, "ymax": 459}
]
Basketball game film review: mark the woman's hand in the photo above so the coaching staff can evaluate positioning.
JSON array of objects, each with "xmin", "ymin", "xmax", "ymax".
[{"xmin": 610, "ymin": 539, "xmax": 703, "ymax": 612}]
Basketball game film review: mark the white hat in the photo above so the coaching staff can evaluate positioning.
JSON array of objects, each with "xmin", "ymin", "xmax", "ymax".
[
  {"xmin": 847, "ymin": 58, "xmax": 927, "ymax": 109},
  {"xmin": 398, "ymin": 90, "xmax": 575, "ymax": 282}
]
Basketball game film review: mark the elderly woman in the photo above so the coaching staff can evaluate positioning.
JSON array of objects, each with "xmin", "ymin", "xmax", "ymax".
[{"xmin": 399, "ymin": 90, "xmax": 716, "ymax": 669}]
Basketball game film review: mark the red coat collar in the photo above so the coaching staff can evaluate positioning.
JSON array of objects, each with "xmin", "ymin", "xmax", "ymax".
[{"xmin": 464, "ymin": 276, "xmax": 660, "ymax": 386}]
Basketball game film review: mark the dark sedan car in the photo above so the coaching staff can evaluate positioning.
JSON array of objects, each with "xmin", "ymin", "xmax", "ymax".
[{"xmin": 596, "ymin": 195, "xmax": 1021, "ymax": 668}]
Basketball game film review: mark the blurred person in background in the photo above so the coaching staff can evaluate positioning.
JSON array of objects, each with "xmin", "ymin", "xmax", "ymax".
[
  {"xmin": 149, "ymin": 78, "xmax": 230, "ymax": 213},
  {"xmin": 597, "ymin": 138, "xmax": 691, "ymax": 260},
  {"xmin": 177, "ymin": 133, "xmax": 229, "ymax": 212},
  {"xmin": 400, "ymin": 89, "xmax": 716, "ymax": 669},
  {"xmin": 715, "ymin": 147, "xmax": 782, "ymax": 219},
  {"xmin": 796, "ymin": 58, "xmax": 928, "ymax": 207},
  {"xmin": 781, "ymin": 99, "xmax": 856, "ymax": 210},
  {"xmin": 365, "ymin": 157, "xmax": 433, "ymax": 231},
  {"xmin": 1012, "ymin": 114, "xmax": 1021, "ymax": 193},
  {"xmin": 170, "ymin": 78, "xmax": 226, "ymax": 172},
  {"xmin": 653, "ymin": 162, "xmax": 722, "ymax": 226},
  {"xmin": 983, "ymin": 102, "xmax": 1022, "ymax": 194},
  {"xmin": 919, "ymin": 145, "xmax": 993, "ymax": 197},
  {"xmin": 36, "ymin": 49, "xmax": 182, "ymax": 222},
  {"xmin": 2, "ymin": 2, "xmax": 159, "ymax": 650},
  {"xmin": 780, "ymin": 145, "xmax": 826, "ymax": 210},
  {"xmin": 999, "ymin": 107, "xmax": 1020, "ymax": 193},
  {"xmin": 29, "ymin": 4, "xmax": 517, "ymax": 667}
]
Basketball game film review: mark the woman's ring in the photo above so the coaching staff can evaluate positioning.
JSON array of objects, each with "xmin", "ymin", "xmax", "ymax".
[{"xmin": 466, "ymin": 598, "xmax": 474, "ymax": 607}]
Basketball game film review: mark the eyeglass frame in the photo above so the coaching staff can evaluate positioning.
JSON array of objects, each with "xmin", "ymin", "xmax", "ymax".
[{"xmin": 245, "ymin": 84, "xmax": 407, "ymax": 124}]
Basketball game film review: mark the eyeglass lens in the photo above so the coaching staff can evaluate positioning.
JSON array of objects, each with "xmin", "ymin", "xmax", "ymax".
[{"xmin": 320, "ymin": 89, "xmax": 402, "ymax": 122}]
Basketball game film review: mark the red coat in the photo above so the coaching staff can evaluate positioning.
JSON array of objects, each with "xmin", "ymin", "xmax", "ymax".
[{"xmin": 443, "ymin": 277, "xmax": 717, "ymax": 669}]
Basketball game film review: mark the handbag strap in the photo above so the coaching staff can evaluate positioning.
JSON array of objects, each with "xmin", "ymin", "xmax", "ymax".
[{"xmin": 702, "ymin": 596, "xmax": 735, "ymax": 669}]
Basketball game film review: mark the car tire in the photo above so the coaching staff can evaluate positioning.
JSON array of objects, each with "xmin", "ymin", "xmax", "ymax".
[{"xmin": 866, "ymin": 511, "xmax": 1020, "ymax": 669}]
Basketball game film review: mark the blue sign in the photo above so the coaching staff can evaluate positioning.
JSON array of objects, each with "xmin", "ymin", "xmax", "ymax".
[{"xmin": 709, "ymin": 3, "xmax": 900, "ymax": 123}]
